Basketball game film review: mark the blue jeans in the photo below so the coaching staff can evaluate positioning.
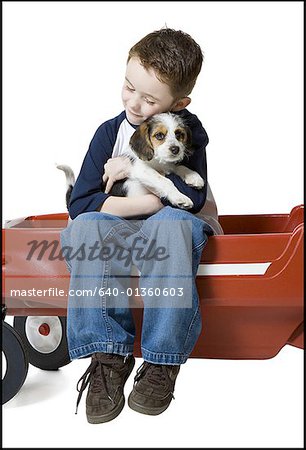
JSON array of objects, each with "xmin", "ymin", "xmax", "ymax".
[{"xmin": 60, "ymin": 206, "xmax": 213, "ymax": 365}]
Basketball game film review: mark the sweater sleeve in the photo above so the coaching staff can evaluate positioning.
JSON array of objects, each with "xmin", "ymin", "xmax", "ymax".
[
  {"xmin": 68, "ymin": 123, "xmax": 114, "ymax": 220},
  {"xmin": 160, "ymin": 111, "xmax": 209, "ymax": 214}
]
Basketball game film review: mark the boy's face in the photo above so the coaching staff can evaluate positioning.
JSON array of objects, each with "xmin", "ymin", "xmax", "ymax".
[{"xmin": 122, "ymin": 57, "xmax": 181, "ymax": 126}]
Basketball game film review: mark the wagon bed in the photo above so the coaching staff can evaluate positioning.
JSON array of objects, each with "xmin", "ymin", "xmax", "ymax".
[{"xmin": 3, "ymin": 204, "xmax": 303, "ymax": 359}]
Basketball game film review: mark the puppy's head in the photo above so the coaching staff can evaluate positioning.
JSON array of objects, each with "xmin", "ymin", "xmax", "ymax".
[{"xmin": 129, "ymin": 113, "xmax": 192, "ymax": 163}]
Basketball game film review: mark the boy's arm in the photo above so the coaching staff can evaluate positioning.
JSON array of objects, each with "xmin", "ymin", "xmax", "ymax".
[
  {"xmin": 100, "ymin": 194, "xmax": 164, "ymax": 218},
  {"xmin": 68, "ymin": 123, "xmax": 112, "ymax": 220},
  {"xmin": 160, "ymin": 111, "xmax": 209, "ymax": 214}
]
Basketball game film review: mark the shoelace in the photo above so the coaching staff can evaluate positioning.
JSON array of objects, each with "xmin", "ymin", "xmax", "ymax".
[
  {"xmin": 75, "ymin": 355, "xmax": 125, "ymax": 414},
  {"xmin": 134, "ymin": 362, "xmax": 175, "ymax": 399}
]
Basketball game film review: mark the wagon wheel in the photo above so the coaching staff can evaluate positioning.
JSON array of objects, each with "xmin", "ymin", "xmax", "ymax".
[
  {"xmin": 13, "ymin": 316, "xmax": 71, "ymax": 370},
  {"xmin": 2, "ymin": 321, "xmax": 29, "ymax": 404}
]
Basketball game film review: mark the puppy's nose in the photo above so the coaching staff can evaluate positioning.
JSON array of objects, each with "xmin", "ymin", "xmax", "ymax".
[{"xmin": 170, "ymin": 146, "xmax": 180, "ymax": 155}]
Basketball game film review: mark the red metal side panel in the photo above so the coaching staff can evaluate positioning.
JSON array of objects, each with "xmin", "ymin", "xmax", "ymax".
[{"xmin": 2, "ymin": 205, "xmax": 304, "ymax": 359}]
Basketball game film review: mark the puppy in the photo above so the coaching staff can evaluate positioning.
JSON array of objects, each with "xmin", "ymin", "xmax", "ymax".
[
  {"xmin": 111, "ymin": 112, "xmax": 204, "ymax": 209},
  {"xmin": 57, "ymin": 112, "xmax": 204, "ymax": 210}
]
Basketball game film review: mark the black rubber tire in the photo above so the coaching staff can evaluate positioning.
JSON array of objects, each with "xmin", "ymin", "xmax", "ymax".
[
  {"xmin": 2, "ymin": 321, "xmax": 29, "ymax": 404},
  {"xmin": 13, "ymin": 316, "xmax": 71, "ymax": 370}
]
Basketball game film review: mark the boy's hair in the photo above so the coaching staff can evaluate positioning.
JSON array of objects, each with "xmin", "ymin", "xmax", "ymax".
[{"xmin": 128, "ymin": 28, "xmax": 203, "ymax": 98}]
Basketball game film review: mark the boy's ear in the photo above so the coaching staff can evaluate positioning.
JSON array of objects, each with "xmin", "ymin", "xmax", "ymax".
[
  {"xmin": 171, "ymin": 97, "xmax": 191, "ymax": 112},
  {"xmin": 129, "ymin": 121, "xmax": 154, "ymax": 161}
]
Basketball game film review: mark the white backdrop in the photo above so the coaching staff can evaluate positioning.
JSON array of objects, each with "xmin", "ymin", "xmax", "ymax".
[
  {"xmin": 3, "ymin": 1, "xmax": 303, "ymax": 222},
  {"xmin": 2, "ymin": 2, "xmax": 304, "ymax": 448}
]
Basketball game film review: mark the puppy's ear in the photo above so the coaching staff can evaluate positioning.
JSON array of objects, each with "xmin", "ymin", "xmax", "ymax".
[
  {"xmin": 185, "ymin": 125, "xmax": 193, "ymax": 149},
  {"xmin": 129, "ymin": 121, "xmax": 154, "ymax": 161}
]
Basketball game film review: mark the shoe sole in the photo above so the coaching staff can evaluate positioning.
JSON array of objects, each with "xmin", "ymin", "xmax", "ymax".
[
  {"xmin": 128, "ymin": 394, "xmax": 171, "ymax": 416},
  {"xmin": 86, "ymin": 357, "xmax": 135, "ymax": 424}
]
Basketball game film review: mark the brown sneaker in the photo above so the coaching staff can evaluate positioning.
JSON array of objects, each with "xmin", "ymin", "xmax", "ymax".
[
  {"xmin": 128, "ymin": 362, "xmax": 180, "ymax": 415},
  {"xmin": 75, "ymin": 352, "xmax": 135, "ymax": 424}
]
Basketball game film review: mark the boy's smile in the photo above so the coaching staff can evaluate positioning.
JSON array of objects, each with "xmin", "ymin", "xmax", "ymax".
[{"xmin": 122, "ymin": 57, "xmax": 180, "ymax": 126}]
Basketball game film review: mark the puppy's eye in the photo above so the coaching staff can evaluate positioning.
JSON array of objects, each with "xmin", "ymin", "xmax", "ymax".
[
  {"xmin": 175, "ymin": 130, "xmax": 185, "ymax": 140},
  {"xmin": 154, "ymin": 132, "xmax": 165, "ymax": 140}
]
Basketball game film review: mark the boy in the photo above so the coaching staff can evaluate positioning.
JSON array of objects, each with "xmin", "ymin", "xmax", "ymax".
[{"xmin": 60, "ymin": 28, "xmax": 213, "ymax": 424}]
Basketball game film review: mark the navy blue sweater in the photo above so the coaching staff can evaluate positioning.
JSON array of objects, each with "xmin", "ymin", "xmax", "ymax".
[{"xmin": 69, "ymin": 109, "xmax": 209, "ymax": 220}]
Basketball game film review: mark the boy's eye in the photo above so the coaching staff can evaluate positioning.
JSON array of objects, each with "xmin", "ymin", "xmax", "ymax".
[
  {"xmin": 145, "ymin": 98, "xmax": 155, "ymax": 105},
  {"xmin": 154, "ymin": 132, "xmax": 165, "ymax": 140},
  {"xmin": 126, "ymin": 85, "xmax": 135, "ymax": 92}
]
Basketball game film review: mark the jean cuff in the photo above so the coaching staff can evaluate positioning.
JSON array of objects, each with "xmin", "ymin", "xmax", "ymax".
[
  {"xmin": 141, "ymin": 346, "xmax": 188, "ymax": 365},
  {"xmin": 69, "ymin": 341, "xmax": 134, "ymax": 360}
]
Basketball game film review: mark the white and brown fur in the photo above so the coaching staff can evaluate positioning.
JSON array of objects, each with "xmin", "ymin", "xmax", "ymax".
[
  {"xmin": 57, "ymin": 112, "xmax": 204, "ymax": 210},
  {"xmin": 56, "ymin": 164, "xmax": 75, "ymax": 208}
]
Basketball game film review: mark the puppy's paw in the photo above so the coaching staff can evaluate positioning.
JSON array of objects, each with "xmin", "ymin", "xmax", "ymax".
[
  {"xmin": 183, "ymin": 172, "xmax": 205, "ymax": 189},
  {"xmin": 168, "ymin": 193, "xmax": 194, "ymax": 209}
]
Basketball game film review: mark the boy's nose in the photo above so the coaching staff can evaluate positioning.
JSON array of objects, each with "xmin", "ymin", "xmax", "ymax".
[{"xmin": 129, "ymin": 99, "xmax": 141, "ymax": 113}]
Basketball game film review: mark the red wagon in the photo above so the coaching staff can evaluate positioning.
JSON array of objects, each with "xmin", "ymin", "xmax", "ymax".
[{"xmin": 2, "ymin": 204, "xmax": 304, "ymax": 404}]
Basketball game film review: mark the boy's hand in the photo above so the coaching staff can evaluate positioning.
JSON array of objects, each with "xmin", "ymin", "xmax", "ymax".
[{"xmin": 102, "ymin": 156, "xmax": 132, "ymax": 193}]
